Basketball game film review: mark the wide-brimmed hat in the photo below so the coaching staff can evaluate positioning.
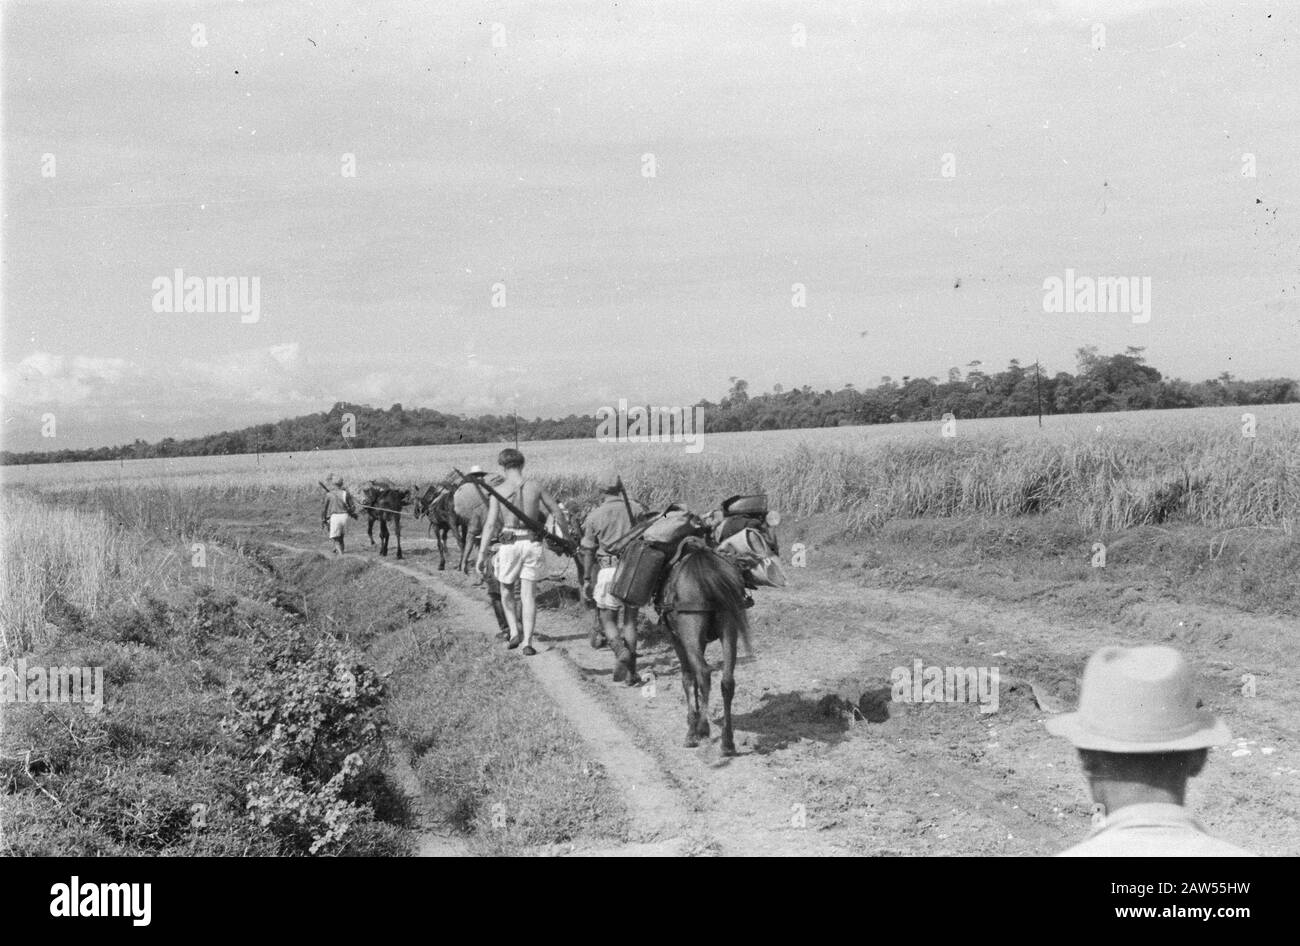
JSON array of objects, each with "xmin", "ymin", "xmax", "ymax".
[
  {"xmin": 469, "ymin": 464, "xmax": 483, "ymax": 474},
  {"xmin": 596, "ymin": 470, "xmax": 622, "ymax": 493},
  {"xmin": 1046, "ymin": 645, "xmax": 1230, "ymax": 752}
]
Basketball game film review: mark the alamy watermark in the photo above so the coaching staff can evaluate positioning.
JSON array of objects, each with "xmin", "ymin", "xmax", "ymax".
[
  {"xmin": 1042, "ymin": 268, "xmax": 1151, "ymax": 324},
  {"xmin": 151, "ymin": 269, "xmax": 260, "ymax": 323},
  {"xmin": 595, "ymin": 398, "xmax": 705, "ymax": 453},
  {"xmin": 890, "ymin": 660, "xmax": 1000, "ymax": 714},
  {"xmin": 2, "ymin": 660, "xmax": 104, "ymax": 714}
]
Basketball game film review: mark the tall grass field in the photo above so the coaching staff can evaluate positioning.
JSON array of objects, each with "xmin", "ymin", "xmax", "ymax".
[{"xmin": 6, "ymin": 404, "xmax": 1296, "ymax": 532}]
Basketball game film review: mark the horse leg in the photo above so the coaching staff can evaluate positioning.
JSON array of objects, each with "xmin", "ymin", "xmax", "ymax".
[
  {"xmin": 436, "ymin": 524, "xmax": 447, "ymax": 570},
  {"xmin": 379, "ymin": 516, "xmax": 389, "ymax": 557},
  {"xmin": 456, "ymin": 519, "xmax": 469, "ymax": 571},
  {"xmin": 459, "ymin": 523, "xmax": 474, "ymax": 574},
  {"xmin": 686, "ymin": 619, "xmax": 713, "ymax": 740},
  {"xmin": 368, "ymin": 513, "xmax": 376, "ymax": 546},
  {"xmin": 720, "ymin": 612, "xmax": 739, "ymax": 756},
  {"xmin": 666, "ymin": 620, "xmax": 700, "ymax": 748},
  {"xmin": 394, "ymin": 512, "xmax": 403, "ymax": 560}
]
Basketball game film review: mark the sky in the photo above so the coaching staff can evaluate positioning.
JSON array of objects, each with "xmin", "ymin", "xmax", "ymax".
[{"xmin": 2, "ymin": 0, "xmax": 1297, "ymax": 451}]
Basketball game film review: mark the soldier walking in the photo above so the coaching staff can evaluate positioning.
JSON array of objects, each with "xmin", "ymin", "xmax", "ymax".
[{"xmin": 581, "ymin": 472, "xmax": 645, "ymax": 684}]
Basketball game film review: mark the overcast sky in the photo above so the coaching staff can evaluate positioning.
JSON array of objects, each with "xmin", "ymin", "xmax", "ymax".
[{"xmin": 3, "ymin": 0, "xmax": 1297, "ymax": 451}]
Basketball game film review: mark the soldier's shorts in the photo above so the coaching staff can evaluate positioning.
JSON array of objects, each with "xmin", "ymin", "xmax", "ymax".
[
  {"xmin": 593, "ymin": 566, "xmax": 635, "ymax": 612},
  {"xmin": 328, "ymin": 513, "xmax": 349, "ymax": 538},
  {"xmin": 495, "ymin": 539, "xmax": 544, "ymax": 584}
]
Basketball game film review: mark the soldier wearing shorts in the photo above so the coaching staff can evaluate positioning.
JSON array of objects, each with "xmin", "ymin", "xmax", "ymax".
[
  {"xmin": 320, "ymin": 474, "xmax": 357, "ymax": 555},
  {"xmin": 581, "ymin": 472, "xmax": 645, "ymax": 684},
  {"xmin": 474, "ymin": 449, "xmax": 570, "ymax": 656}
]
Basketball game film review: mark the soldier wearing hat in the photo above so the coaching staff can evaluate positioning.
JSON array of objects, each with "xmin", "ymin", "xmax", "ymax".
[
  {"xmin": 320, "ymin": 473, "xmax": 357, "ymax": 555},
  {"xmin": 580, "ymin": 471, "xmax": 645, "ymax": 683},
  {"xmin": 454, "ymin": 465, "xmax": 495, "ymax": 577},
  {"xmin": 1046, "ymin": 645, "xmax": 1254, "ymax": 857}
]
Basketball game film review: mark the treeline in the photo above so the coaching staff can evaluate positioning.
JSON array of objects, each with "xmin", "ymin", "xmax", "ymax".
[
  {"xmin": 4, "ymin": 348, "xmax": 1296, "ymax": 464},
  {"xmin": 702, "ymin": 347, "xmax": 1299, "ymax": 432}
]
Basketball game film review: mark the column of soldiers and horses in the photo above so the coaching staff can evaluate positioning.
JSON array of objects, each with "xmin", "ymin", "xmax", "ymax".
[
  {"xmin": 318, "ymin": 448, "xmax": 785, "ymax": 756},
  {"xmin": 318, "ymin": 449, "xmax": 1257, "ymax": 855}
]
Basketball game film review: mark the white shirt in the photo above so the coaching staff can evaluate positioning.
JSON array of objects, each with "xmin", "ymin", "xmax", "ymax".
[{"xmin": 1057, "ymin": 802, "xmax": 1256, "ymax": 857}]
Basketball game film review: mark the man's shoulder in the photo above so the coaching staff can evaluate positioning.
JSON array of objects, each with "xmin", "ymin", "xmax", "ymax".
[{"xmin": 1057, "ymin": 824, "xmax": 1257, "ymax": 858}]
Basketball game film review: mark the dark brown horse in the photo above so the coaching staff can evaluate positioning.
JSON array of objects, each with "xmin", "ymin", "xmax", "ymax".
[
  {"xmin": 412, "ymin": 482, "xmax": 460, "ymax": 570},
  {"xmin": 658, "ymin": 538, "xmax": 752, "ymax": 756},
  {"xmin": 360, "ymin": 481, "xmax": 411, "ymax": 559}
]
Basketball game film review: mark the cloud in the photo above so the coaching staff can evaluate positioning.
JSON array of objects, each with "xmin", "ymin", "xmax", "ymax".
[
  {"xmin": 2, "ymin": 352, "xmax": 130, "ymax": 406},
  {"xmin": 0, "ymin": 343, "xmax": 601, "ymax": 451}
]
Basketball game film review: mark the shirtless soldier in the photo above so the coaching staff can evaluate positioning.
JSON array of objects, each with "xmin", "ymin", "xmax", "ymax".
[{"xmin": 474, "ymin": 449, "xmax": 571, "ymax": 656}]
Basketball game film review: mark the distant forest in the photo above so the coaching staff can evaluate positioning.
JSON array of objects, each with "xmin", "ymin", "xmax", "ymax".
[{"xmin": 5, "ymin": 347, "xmax": 1296, "ymax": 465}]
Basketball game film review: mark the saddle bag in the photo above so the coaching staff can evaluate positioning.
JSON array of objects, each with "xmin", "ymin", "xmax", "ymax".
[
  {"xmin": 611, "ymin": 539, "xmax": 668, "ymax": 607},
  {"xmin": 641, "ymin": 507, "xmax": 697, "ymax": 551},
  {"xmin": 717, "ymin": 527, "xmax": 788, "ymax": 588}
]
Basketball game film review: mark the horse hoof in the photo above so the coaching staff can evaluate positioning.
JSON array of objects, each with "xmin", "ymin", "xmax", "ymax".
[
  {"xmin": 695, "ymin": 720, "xmax": 711, "ymax": 738},
  {"xmin": 438, "ymin": 563, "xmax": 445, "ymax": 571},
  {"xmin": 721, "ymin": 741, "xmax": 737, "ymax": 757},
  {"xmin": 684, "ymin": 737, "xmax": 699, "ymax": 749}
]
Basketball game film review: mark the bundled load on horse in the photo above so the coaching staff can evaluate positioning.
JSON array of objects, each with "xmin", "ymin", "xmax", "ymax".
[
  {"xmin": 607, "ymin": 494, "xmax": 784, "ymax": 608},
  {"xmin": 711, "ymin": 494, "xmax": 786, "ymax": 588},
  {"xmin": 607, "ymin": 505, "xmax": 696, "ymax": 607},
  {"xmin": 594, "ymin": 491, "xmax": 783, "ymax": 756}
]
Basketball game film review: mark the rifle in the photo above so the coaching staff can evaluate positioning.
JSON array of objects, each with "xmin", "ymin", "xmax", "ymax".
[
  {"xmin": 615, "ymin": 476, "xmax": 636, "ymax": 530},
  {"xmin": 452, "ymin": 468, "xmax": 578, "ymax": 558},
  {"xmin": 317, "ymin": 480, "xmax": 331, "ymax": 532}
]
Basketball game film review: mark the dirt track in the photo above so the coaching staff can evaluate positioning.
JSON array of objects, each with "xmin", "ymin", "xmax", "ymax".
[{"xmin": 230, "ymin": 513, "xmax": 1299, "ymax": 857}]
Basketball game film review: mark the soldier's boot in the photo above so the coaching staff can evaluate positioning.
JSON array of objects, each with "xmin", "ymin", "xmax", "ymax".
[
  {"xmin": 623, "ymin": 646, "xmax": 641, "ymax": 687},
  {"xmin": 589, "ymin": 612, "xmax": 608, "ymax": 649},
  {"xmin": 611, "ymin": 638, "xmax": 632, "ymax": 683}
]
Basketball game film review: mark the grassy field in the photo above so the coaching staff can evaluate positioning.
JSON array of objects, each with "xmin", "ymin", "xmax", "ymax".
[{"xmin": 6, "ymin": 404, "xmax": 1297, "ymax": 531}]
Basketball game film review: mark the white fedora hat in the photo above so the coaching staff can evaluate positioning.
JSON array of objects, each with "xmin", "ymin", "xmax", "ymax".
[{"xmin": 1046, "ymin": 645, "xmax": 1230, "ymax": 752}]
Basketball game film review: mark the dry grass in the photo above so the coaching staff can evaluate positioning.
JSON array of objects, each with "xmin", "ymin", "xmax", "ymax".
[
  {"xmin": 0, "ymin": 493, "xmax": 149, "ymax": 655},
  {"xmin": 5, "ymin": 404, "xmax": 1297, "ymax": 549},
  {"xmin": 0, "ymin": 486, "xmax": 244, "ymax": 659}
]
